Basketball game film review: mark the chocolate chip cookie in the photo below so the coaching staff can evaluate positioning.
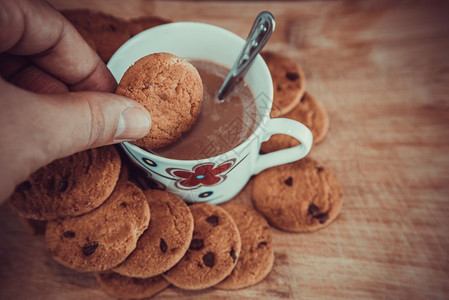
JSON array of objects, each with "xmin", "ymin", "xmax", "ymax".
[
  {"xmin": 261, "ymin": 51, "xmax": 306, "ymax": 118},
  {"xmin": 116, "ymin": 52, "xmax": 203, "ymax": 150},
  {"xmin": 9, "ymin": 146, "xmax": 121, "ymax": 220},
  {"xmin": 96, "ymin": 272, "xmax": 169, "ymax": 300},
  {"xmin": 113, "ymin": 189, "xmax": 193, "ymax": 278},
  {"xmin": 261, "ymin": 92, "xmax": 329, "ymax": 153},
  {"xmin": 45, "ymin": 181, "xmax": 150, "ymax": 272},
  {"xmin": 216, "ymin": 203, "xmax": 274, "ymax": 290},
  {"xmin": 163, "ymin": 203, "xmax": 241, "ymax": 290},
  {"xmin": 252, "ymin": 158, "xmax": 342, "ymax": 232}
]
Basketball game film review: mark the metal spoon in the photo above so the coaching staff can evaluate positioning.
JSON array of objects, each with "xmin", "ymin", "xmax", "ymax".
[{"xmin": 217, "ymin": 11, "xmax": 275, "ymax": 101}]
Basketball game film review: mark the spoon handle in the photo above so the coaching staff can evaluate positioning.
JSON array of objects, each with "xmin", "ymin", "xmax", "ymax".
[{"xmin": 217, "ymin": 11, "xmax": 275, "ymax": 101}]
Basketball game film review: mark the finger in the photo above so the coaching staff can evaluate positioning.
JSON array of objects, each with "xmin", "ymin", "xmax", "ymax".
[
  {"xmin": 0, "ymin": 79, "xmax": 151, "ymax": 198},
  {"xmin": 0, "ymin": 0, "xmax": 116, "ymax": 92},
  {"xmin": 0, "ymin": 54, "xmax": 68, "ymax": 93},
  {"xmin": 1, "ymin": 79, "xmax": 151, "ymax": 156},
  {"xmin": 9, "ymin": 64, "xmax": 69, "ymax": 93}
]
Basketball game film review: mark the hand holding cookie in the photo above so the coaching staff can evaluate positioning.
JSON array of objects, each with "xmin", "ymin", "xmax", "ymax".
[
  {"xmin": 116, "ymin": 52, "xmax": 203, "ymax": 150},
  {"xmin": 0, "ymin": 0, "xmax": 151, "ymax": 201}
]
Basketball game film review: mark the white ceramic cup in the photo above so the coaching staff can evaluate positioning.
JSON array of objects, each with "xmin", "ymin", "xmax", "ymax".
[{"xmin": 107, "ymin": 22, "xmax": 313, "ymax": 204}]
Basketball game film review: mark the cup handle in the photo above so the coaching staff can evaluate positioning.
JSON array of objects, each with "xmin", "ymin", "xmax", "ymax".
[{"xmin": 252, "ymin": 118, "xmax": 313, "ymax": 175}]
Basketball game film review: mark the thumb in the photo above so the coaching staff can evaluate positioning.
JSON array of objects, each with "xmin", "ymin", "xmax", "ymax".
[
  {"xmin": 42, "ymin": 91, "xmax": 152, "ymax": 154},
  {"xmin": 0, "ymin": 80, "xmax": 151, "ymax": 198}
]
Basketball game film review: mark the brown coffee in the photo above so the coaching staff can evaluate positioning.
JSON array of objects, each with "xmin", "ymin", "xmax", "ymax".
[{"xmin": 155, "ymin": 60, "xmax": 257, "ymax": 160}]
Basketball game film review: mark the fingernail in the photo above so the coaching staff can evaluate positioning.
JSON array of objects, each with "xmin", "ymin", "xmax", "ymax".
[{"xmin": 115, "ymin": 107, "xmax": 151, "ymax": 140}]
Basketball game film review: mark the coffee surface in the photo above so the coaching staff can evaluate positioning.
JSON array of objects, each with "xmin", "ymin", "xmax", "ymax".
[{"xmin": 155, "ymin": 60, "xmax": 256, "ymax": 160}]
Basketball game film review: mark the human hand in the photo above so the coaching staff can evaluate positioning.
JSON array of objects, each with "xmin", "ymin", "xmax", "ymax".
[{"xmin": 0, "ymin": 0, "xmax": 151, "ymax": 201}]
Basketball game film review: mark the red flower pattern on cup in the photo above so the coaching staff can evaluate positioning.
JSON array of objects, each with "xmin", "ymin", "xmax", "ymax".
[{"xmin": 168, "ymin": 160, "xmax": 234, "ymax": 189}]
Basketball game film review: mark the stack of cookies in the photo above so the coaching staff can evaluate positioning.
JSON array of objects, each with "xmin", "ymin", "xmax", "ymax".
[
  {"xmin": 9, "ymin": 145, "xmax": 275, "ymax": 298},
  {"xmin": 260, "ymin": 51, "xmax": 330, "ymax": 153},
  {"xmin": 6, "ymin": 9, "xmax": 343, "ymax": 299},
  {"xmin": 249, "ymin": 51, "xmax": 342, "ymax": 233}
]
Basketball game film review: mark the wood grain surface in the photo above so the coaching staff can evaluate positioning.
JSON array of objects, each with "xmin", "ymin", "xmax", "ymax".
[{"xmin": 1, "ymin": 1, "xmax": 449, "ymax": 299}]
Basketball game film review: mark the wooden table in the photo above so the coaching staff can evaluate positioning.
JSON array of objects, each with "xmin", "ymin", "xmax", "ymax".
[{"xmin": 1, "ymin": 1, "xmax": 448, "ymax": 299}]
